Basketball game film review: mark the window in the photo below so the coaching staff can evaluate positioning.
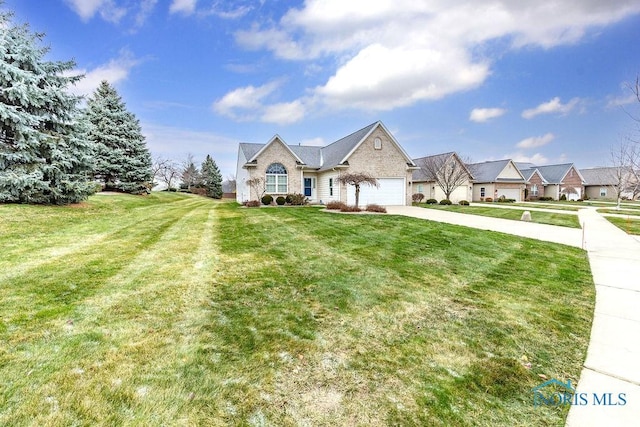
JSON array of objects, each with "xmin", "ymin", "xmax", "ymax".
[
  {"xmin": 266, "ymin": 163, "xmax": 287, "ymax": 193},
  {"xmin": 329, "ymin": 178, "xmax": 333, "ymax": 196},
  {"xmin": 480, "ymin": 187, "xmax": 485, "ymax": 198},
  {"xmin": 531, "ymin": 184, "xmax": 538, "ymax": 196},
  {"xmin": 600, "ymin": 187, "xmax": 607, "ymax": 197},
  {"xmin": 374, "ymin": 137, "xmax": 382, "ymax": 150},
  {"xmin": 417, "ymin": 184, "xmax": 424, "ymax": 193}
]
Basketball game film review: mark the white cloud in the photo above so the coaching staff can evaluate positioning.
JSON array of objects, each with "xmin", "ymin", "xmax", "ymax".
[
  {"xmin": 506, "ymin": 152, "xmax": 550, "ymax": 164},
  {"xmin": 470, "ymin": 107, "xmax": 507, "ymax": 123},
  {"xmin": 232, "ymin": 0, "xmax": 640, "ymax": 114},
  {"xmin": 261, "ymin": 101, "xmax": 305, "ymax": 125},
  {"xmin": 516, "ymin": 133, "xmax": 555, "ymax": 149},
  {"xmin": 212, "ymin": 81, "xmax": 280, "ymax": 119},
  {"xmin": 522, "ymin": 97, "xmax": 581, "ymax": 119},
  {"xmin": 64, "ymin": 0, "xmax": 126, "ymax": 23},
  {"xmin": 67, "ymin": 51, "xmax": 141, "ymax": 97},
  {"xmin": 606, "ymin": 93, "xmax": 638, "ymax": 109},
  {"xmin": 170, "ymin": 0, "xmax": 198, "ymax": 15}
]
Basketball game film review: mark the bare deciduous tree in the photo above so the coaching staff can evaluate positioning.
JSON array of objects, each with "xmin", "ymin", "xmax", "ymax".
[
  {"xmin": 246, "ymin": 177, "xmax": 265, "ymax": 201},
  {"xmin": 337, "ymin": 172, "xmax": 379, "ymax": 208},
  {"xmin": 418, "ymin": 153, "xmax": 472, "ymax": 201},
  {"xmin": 610, "ymin": 141, "xmax": 640, "ymax": 205},
  {"xmin": 151, "ymin": 156, "xmax": 170, "ymax": 189},
  {"xmin": 160, "ymin": 160, "xmax": 180, "ymax": 191}
]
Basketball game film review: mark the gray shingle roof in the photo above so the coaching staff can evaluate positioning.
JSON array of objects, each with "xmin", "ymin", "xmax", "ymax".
[
  {"xmin": 518, "ymin": 167, "xmax": 540, "ymax": 181},
  {"xmin": 412, "ymin": 152, "xmax": 454, "ymax": 181},
  {"xmin": 535, "ymin": 163, "xmax": 576, "ymax": 184},
  {"xmin": 466, "ymin": 159, "xmax": 524, "ymax": 183},
  {"xmin": 318, "ymin": 122, "xmax": 378, "ymax": 171},
  {"xmin": 580, "ymin": 167, "xmax": 623, "ymax": 186},
  {"xmin": 238, "ymin": 143, "xmax": 263, "ymax": 162},
  {"xmin": 289, "ymin": 145, "xmax": 322, "ymax": 168}
]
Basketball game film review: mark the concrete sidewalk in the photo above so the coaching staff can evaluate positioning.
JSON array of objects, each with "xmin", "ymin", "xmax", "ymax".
[
  {"xmin": 565, "ymin": 208, "xmax": 640, "ymax": 426},
  {"xmin": 386, "ymin": 206, "xmax": 640, "ymax": 425},
  {"xmin": 385, "ymin": 206, "xmax": 582, "ymax": 248}
]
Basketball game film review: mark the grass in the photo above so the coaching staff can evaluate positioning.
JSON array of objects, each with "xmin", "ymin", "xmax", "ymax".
[
  {"xmin": 502, "ymin": 203, "xmax": 582, "ymax": 212},
  {"xmin": 418, "ymin": 203, "xmax": 581, "ymax": 228},
  {"xmin": 0, "ymin": 193, "xmax": 595, "ymax": 426},
  {"xmin": 598, "ymin": 208, "xmax": 640, "ymax": 216},
  {"xmin": 606, "ymin": 216, "xmax": 640, "ymax": 235}
]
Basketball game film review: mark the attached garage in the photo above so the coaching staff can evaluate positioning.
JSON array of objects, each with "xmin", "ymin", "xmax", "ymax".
[
  {"xmin": 496, "ymin": 188, "xmax": 521, "ymax": 201},
  {"xmin": 347, "ymin": 178, "xmax": 405, "ymax": 206}
]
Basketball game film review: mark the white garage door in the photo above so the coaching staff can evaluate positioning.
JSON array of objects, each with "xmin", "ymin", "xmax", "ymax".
[
  {"xmin": 347, "ymin": 178, "xmax": 405, "ymax": 206},
  {"xmin": 496, "ymin": 188, "xmax": 521, "ymax": 201}
]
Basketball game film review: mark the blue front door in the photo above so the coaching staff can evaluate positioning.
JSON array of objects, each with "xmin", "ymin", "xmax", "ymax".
[{"xmin": 304, "ymin": 178, "xmax": 312, "ymax": 197}]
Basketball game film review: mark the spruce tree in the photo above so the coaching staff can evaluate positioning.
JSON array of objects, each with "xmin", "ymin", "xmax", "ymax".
[
  {"xmin": 85, "ymin": 81, "xmax": 152, "ymax": 194},
  {"xmin": 200, "ymin": 155, "xmax": 223, "ymax": 198},
  {"xmin": 0, "ymin": 10, "xmax": 95, "ymax": 204}
]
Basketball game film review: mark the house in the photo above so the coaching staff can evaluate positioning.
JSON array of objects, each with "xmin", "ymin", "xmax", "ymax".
[
  {"xmin": 580, "ymin": 167, "xmax": 638, "ymax": 200},
  {"xmin": 467, "ymin": 159, "xmax": 526, "ymax": 202},
  {"xmin": 412, "ymin": 152, "xmax": 474, "ymax": 203},
  {"xmin": 236, "ymin": 121, "xmax": 419, "ymax": 206},
  {"xmin": 517, "ymin": 163, "xmax": 585, "ymax": 200}
]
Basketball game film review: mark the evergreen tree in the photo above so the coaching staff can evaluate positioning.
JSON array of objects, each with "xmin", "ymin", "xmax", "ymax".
[
  {"xmin": 181, "ymin": 155, "xmax": 200, "ymax": 190},
  {"xmin": 85, "ymin": 81, "xmax": 152, "ymax": 194},
  {"xmin": 0, "ymin": 10, "xmax": 95, "ymax": 204},
  {"xmin": 200, "ymin": 155, "xmax": 223, "ymax": 198}
]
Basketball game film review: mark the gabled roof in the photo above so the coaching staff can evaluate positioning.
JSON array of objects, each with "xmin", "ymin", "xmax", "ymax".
[
  {"xmin": 240, "ymin": 121, "xmax": 416, "ymax": 172},
  {"xmin": 519, "ymin": 167, "xmax": 548, "ymax": 183},
  {"xmin": 412, "ymin": 152, "xmax": 474, "ymax": 182},
  {"xmin": 580, "ymin": 167, "xmax": 624, "ymax": 186},
  {"xmin": 535, "ymin": 163, "xmax": 584, "ymax": 184},
  {"xmin": 466, "ymin": 159, "xmax": 525, "ymax": 183},
  {"xmin": 246, "ymin": 135, "xmax": 305, "ymax": 165},
  {"xmin": 515, "ymin": 162, "xmax": 536, "ymax": 170}
]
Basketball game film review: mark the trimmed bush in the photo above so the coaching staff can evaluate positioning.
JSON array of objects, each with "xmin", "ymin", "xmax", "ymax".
[
  {"xmin": 560, "ymin": 194, "xmax": 567, "ymax": 201},
  {"xmin": 412, "ymin": 193, "xmax": 425, "ymax": 203},
  {"xmin": 261, "ymin": 194, "xmax": 273, "ymax": 205},
  {"xmin": 244, "ymin": 200, "xmax": 260, "ymax": 207},
  {"xmin": 439, "ymin": 199, "xmax": 452, "ymax": 205},
  {"xmin": 426, "ymin": 198, "xmax": 438, "ymax": 204},
  {"xmin": 340, "ymin": 205, "xmax": 362, "ymax": 212},
  {"xmin": 326, "ymin": 200, "xmax": 346, "ymax": 210},
  {"xmin": 276, "ymin": 196, "xmax": 286, "ymax": 205},
  {"xmin": 485, "ymin": 197, "xmax": 493, "ymax": 202},
  {"xmin": 459, "ymin": 200, "xmax": 470, "ymax": 206},
  {"xmin": 285, "ymin": 194, "xmax": 293, "ymax": 204},
  {"xmin": 497, "ymin": 197, "xmax": 515, "ymax": 203},
  {"xmin": 365, "ymin": 204, "xmax": 387, "ymax": 213},
  {"xmin": 287, "ymin": 193, "xmax": 307, "ymax": 205},
  {"xmin": 538, "ymin": 196, "xmax": 554, "ymax": 201}
]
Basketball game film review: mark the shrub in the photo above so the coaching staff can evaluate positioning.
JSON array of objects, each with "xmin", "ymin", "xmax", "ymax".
[
  {"xmin": 538, "ymin": 196, "xmax": 554, "ymax": 201},
  {"xmin": 412, "ymin": 193, "xmax": 425, "ymax": 203},
  {"xmin": 326, "ymin": 200, "xmax": 346, "ymax": 210},
  {"xmin": 190, "ymin": 187, "xmax": 207, "ymax": 197},
  {"xmin": 287, "ymin": 193, "xmax": 307, "ymax": 205},
  {"xmin": 244, "ymin": 200, "xmax": 260, "ymax": 207},
  {"xmin": 365, "ymin": 204, "xmax": 387, "ymax": 213},
  {"xmin": 285, "ymin": 194, "xmax": 293, "ymax": 204},
  {"xmin": 497, "ymin": 197, "xmax": 515, "ymax": 203},
  {"xmin": 560, "ymin": 194, "xmax": 567, "ymax": 201},
  {"xmin": 426, "ymin": 198, "xmax": 438, "ymax": 204},
  {"xmin": 340, "ymin": 205, "xmax": 362, "ymax": 212},
  {"xmin": 439, "ymin": 199, "xmax": 452, "ymax": 205},
  {"xmin": 459, "ymin": 200, "xmax": 469, "ymax": 206},
  {"xmin": 485, "ymin": 197, "xmax": 493, "ymax": 202},
  {"xmin": 261, "ymin": 194, "xmax": 273, "ymax": 205},
  {"xmin": 276, "ymin": 196, "xmax": 286, "ymax": 205},
  {"xmin": 576, "ymin": 198, "xmax": 584, "ymax": 202}
]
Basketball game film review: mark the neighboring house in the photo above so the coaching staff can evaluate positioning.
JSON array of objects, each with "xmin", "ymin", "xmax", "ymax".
[
  {"xmin": 412, "ymin": 152, "xmax": 474, "ymax": 203},
  {"xmin": 580, "ymin": 167, "xmax": 638, "ymax": 200},
  {"xmin": 236, "ymin": 121, "xmax": 419, "ymax": 206},
  {"xmin": 517, "ymin": 163, "xmax": 585, "ymax": 200},
  {"xmin": 467, "ymin": 159, "xmax": 526, "ymax": 202}
]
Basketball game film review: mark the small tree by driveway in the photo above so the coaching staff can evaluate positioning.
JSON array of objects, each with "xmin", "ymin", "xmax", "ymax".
[{"xmin": 338, "ymin": 172, "xmax": 379, "ymax": 208}]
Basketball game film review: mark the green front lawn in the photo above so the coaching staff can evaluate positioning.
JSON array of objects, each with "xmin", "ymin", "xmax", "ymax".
[
  {"xmin": 606, "ymin": 216, "xmax": 640, "ymax": 235},
  {"xmin": 418, "ymin": 203, "xmax": 581, "ymax": 228},
  {"xmin": 598, "ymin": 208, "xmax": 640, "ymax": 216},
  {"xmin": 0, "ymin": 193, "xmax": 594, "ymax": 425}
]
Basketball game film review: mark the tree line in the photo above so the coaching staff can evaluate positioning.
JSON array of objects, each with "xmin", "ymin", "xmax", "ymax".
[{"xmin": 0, "ymin": 7, "xmax": 224, "ymax": 204}]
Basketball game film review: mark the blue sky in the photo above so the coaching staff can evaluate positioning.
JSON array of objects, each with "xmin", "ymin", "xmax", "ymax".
[{"xmin": 5, "ymin": 0, "xmax": 640, "ymax": 178}]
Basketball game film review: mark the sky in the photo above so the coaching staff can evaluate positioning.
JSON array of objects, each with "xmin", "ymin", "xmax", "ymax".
[{"xmin": 4, "ymin": 0, "xmax": 640, "ymax": 178}]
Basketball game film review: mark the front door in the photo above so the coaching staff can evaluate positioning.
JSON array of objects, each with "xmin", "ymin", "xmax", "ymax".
[{"xmin": 304, "ymin": 178, "xmax": 312, "ymax": 197}]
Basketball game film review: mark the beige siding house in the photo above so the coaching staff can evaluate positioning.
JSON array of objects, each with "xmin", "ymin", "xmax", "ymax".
[
  {"xmin": 467, "ymin": 159, "xmax": 526, "ymax": 202},
  {"xmin": 517, "ymin": 163, "xmax": 585, "ymax": 200},
  {"xmin": 412, "ymin": 152, "xmax": 474, "ymax": 203},
  {"xmin": 236, "ymin": 122, "xmax": 419, "ymax": 206}
]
